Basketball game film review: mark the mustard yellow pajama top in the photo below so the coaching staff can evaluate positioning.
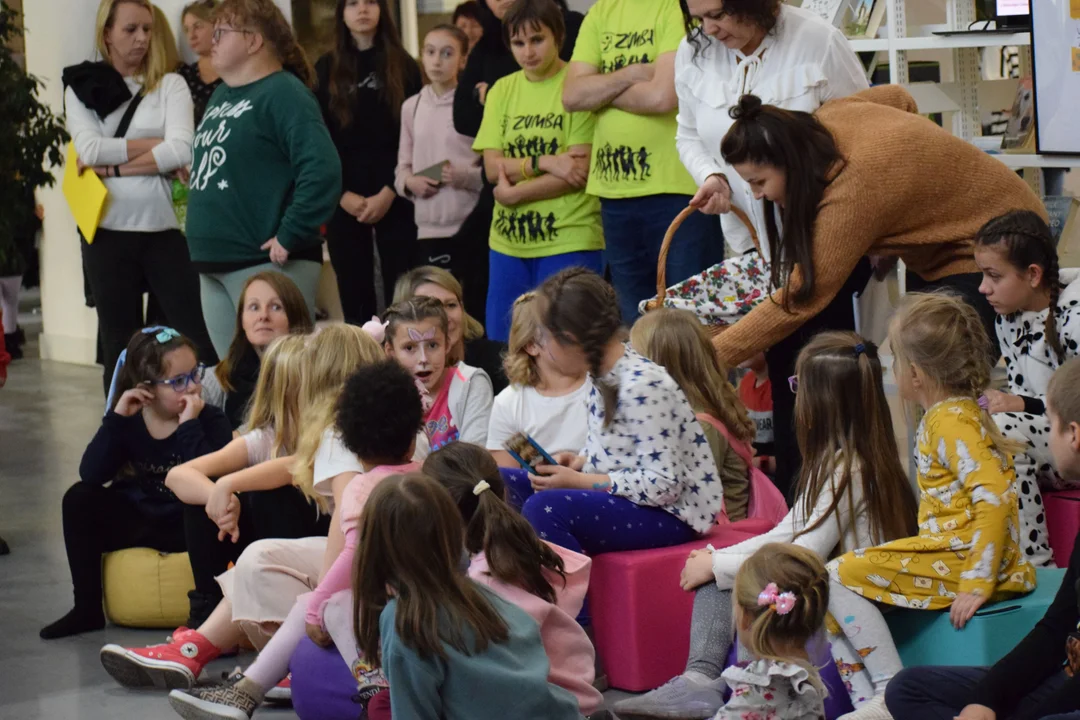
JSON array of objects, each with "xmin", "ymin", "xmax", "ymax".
[{"xmin": 831, "ymin": 398, "xmax": 1036, "ymax": 608}]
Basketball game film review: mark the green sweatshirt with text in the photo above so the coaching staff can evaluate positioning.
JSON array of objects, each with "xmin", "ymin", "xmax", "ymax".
[{"xmin": 186, "ymin": 71, "xmax": 341, "ymax": 271}]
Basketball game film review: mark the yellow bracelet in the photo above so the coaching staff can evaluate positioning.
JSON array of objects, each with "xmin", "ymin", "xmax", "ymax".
[{"xmin": 521, "ymin": 157, "xmax": 531, "ymax": 180}]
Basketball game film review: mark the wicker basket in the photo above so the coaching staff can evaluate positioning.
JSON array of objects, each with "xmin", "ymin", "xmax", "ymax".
[{"xmin": 642, "ymin": 205, "xmax": 761, "ymax": 337}]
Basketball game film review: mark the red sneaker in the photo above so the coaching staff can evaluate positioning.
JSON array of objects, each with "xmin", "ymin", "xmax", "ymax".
[
  {"xmin": 99, "ymin": 630, "xmax": 221, "ymax": 690},
  {"xmin": 265, "ymin": 673, "xmax": 291, "ymax": 703}
]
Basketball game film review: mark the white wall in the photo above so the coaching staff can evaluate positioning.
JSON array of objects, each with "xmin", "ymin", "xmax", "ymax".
[{"xmin": 24, "ymin": 0, "xmax": 103, "ymax": 365}]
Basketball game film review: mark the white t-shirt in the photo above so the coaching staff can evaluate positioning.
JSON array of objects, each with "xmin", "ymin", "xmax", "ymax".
[
  {"xmin": 311, "ymin": 429, "xmax": 364, "ymax": 501},
  {"xmin": 243, "ymin": 427, "xmax": 276, "ymax": 466},
  {"xmin": 486, "ymin": 380, "xmax": 592, "ymax": 456}
]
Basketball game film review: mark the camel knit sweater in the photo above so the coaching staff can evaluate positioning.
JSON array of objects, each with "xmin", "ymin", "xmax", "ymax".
[{"xmin": 713, "ymin": 85, "xmax": 1047, "ymax": 367}]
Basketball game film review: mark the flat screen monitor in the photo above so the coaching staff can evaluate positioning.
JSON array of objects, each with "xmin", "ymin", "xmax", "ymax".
[{"xmin": 996, "ymin": 0, "xmax": 1031, "ymax": 28}]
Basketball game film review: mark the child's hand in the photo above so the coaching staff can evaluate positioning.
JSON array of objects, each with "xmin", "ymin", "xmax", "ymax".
[
  {"xmin": 982, "ymin": 389, "xmax": 1024, "ymax": 415},
  {"xmin": 529, "ymin": 464, "xmax": 580, "ymax": 491},
  {"xmin": 405, "ymin": 175, "xmax": 441, "ymax": 199},
  {"xmin": 493, "ymin": 165, "xmax": 520, "ymax": 207},
  {"xmin": 544, "ymin": 148, "xmax": 589, "ymax": 189},
  {"xmin": 357, "ymin": 188, "xmax": 395, "ymax": 225},
  {"xmin": 950, "ymin": 592, "xmax": 988, "ymax": 629},
  {"xmin": 474, "ymin": 81, "xmax": 489, "ymax": 105},
  {"xmin": 115, "ymin": 386, "xmax": 154, "ymax": 417},
  {"xmin": 552, "ymin": 451, "xmax": 586, "ymax": 471},
  {"xmin": 441, "ymin": 161, "xmax": 474, "ymax": 189},
  {"xmin": 306, "ymin": 622, "xmax": 332, "ymax": 648},
  {"xmin": 340, "ymin": 191, "xmax": 367, "ymax": 218},
  {"xmin": 261, "ymin": 237, "xmax": 289, "ymax": 266},
  {"xmin": 206, "ymin": 476, "xmax": 236, "ymax": 525},
  {"xmin": 955, "ymin": 704, "xmax": 996, "ymax": 720},
  {"xmin": 213, "ymin": 494, "xmax": 241, "ymax": 543},
  {"xmin": 680, "ymin": 549, "xmax": 715, "ymax": 591},
  {"xmin": 178, "ymin": 394, "xmax": 204, "ymax": 423}
]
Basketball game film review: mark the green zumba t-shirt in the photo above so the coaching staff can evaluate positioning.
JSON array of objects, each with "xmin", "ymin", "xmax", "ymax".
[
  {"xmin": 473, "ymin": 65, "xmax": 604, "ymax": 259},
  {"xmin": 571, "ymin": 0, "xmax": 697, "ymax": 199}
]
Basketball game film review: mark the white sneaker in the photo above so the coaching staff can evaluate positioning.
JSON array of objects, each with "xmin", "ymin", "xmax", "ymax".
[
  {"xmin": 839, "ymin": 694, "xmax": 894, "ymax": 720},
  {"xmin": 612, "ymin": 674, "xmax": 725, "ymax": 719}
]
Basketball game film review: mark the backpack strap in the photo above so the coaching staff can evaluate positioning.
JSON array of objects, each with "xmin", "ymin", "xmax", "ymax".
[
  {"xmin": 696, "ymin": 412, "xmax": 755, "ymax": 467},
  {"xmin": 114, "ymin": 92, "xmax": 145, "ymax": 139}
]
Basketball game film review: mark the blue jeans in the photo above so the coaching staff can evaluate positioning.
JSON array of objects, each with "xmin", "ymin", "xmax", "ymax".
[
  {"xmin": 600, "ymin": 194, "xmax": 724, "ymax": 323},
  {"xmin": 886, "ymin": 665, "xmax": 1071, "ymax": 720},
  {"xmin": 485, "ymin": 249, "xmax": 604, "ymax": 342}
]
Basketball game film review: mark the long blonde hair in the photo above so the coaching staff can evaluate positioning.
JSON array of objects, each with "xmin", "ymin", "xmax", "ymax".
[
  {"xmin": 213, "ymin": 0, "xmax": 315, "ymax": 87},
  {"xmin": 244, "ymin": 333, "xmax": 307, "ymax": 458},
  {"xmin": 292, "ymin": 325, "xmax": 385, "ymax": 508},
  {"xmin": 631, "ymin": 308, "xmax": 755, "ymax": 444},
  {"xmin": 733, "ymin": 543, "xmax": 829, "ymax": 693},
  {"xmin": 151, "ymin": 4, "xmax": 180, "ymax": 71},
  {"xmin": 393, "ymin": 266, "xmax": 485, "ymax": 365},
  {"xmin": 888, "ymin": 293, "xmax": 1022, "ymax": 455},
  {"xmin": 95, "ymin": 0, "xmax": 171, "ymax": 92},
  {"xmin": 503, "ymin": 293, "xmax": 543, "ymax": 387}
]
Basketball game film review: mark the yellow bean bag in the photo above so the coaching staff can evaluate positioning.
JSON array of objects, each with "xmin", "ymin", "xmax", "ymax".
[{"xmin": 103, "ymin": 548, "xmax": 195, "ymax": 629}]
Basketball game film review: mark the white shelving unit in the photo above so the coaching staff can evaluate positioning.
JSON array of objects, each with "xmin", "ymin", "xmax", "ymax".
[{"xmin": 847, "ymin": 0, "xmax": 1075, "ymax": 190}]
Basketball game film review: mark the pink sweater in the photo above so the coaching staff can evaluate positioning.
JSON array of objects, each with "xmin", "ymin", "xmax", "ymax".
[
  {"xmin": 468, "ymin": 543, "xmax": 602, "ymax": 715},
  {"xmin": 394, "ymin": 85, "xmax": 483, "ymax": 239},
  {"xmin": 305, "ymin": 462, "xmax": 422, "ymax": 626}
]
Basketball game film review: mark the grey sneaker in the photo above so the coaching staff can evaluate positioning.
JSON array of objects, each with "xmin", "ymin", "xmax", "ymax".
[
  {"xmin": 613, "ymin": 675, "xmax": 726, "ymax": 719},
  {"xmin": 167, "ymin": 675, "xmax": 263, "ymax": 720}
]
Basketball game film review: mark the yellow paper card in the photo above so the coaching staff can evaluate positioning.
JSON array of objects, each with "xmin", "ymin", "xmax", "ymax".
[
  {"xmin": 62, "ymin": 142, "xmax": 109, "ymax": 244},
  {"xmin": 1074, "ymin": 47, "xmax": 1080, "ymax": 73},
  {"xmin": 1071, "ymin": 0, "xmax": 1080, "ymax": 19}
]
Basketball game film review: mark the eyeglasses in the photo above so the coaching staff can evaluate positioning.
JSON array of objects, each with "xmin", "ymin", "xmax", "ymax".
[
  {"xmin": 788, "ymin": 375, "xmax": 798, "ymax": 393},
  {"xmin": 212, "ymin": 27, "xmax": 252, "ymax": 44},
  {"xmin": 152, "ymin": 365, "xmax": 206, "ymax": 392}
]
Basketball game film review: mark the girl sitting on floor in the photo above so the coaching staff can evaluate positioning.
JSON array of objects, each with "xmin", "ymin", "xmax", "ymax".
[
  {"xmin": 487, "ymin": 292, "xmax": 590, "ymax": 481},
  {"xmin": 503, "ymin": 268, "xmax": 721, "ymax": 567},
  {"xmin": 631, "ymin": 307, "xmax": 758, "ymax": 522},
  {"xmin": 974, "ymin": 209, "xmax": 1080, "ymax": 567},
  {"xmin": 358, "ymin": 473, "xmax": 583, "ymax": 719},
  {"xmin": 615, "ymin": 332, "xmax": 917, "ymax": 719},
  {"xmin": 382, "ymin": 296, "xmax": 493, "ymax": 449},
  {"xmin": 827, "ymin": 293, "xmax": 1037, "ymax": 719},
  {"xmin": 712, "ymin": 543, "xmax": 832, "ymax": 720},
  {"xmin": 164, "ymin": 360, "xmax": 424, "ymax": 719},
  {"xmin": 42, "ymin": 327, "xmax": 231, "ymax": 639}
]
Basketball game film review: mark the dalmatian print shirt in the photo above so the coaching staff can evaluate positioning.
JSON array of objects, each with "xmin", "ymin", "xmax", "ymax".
[
  {"xmin": 581, "ymin": 345, "xmax": 722, "ymax": 534},
  {"xmin": 997, "ymin": 268, "xmax": 1080, "ymax": 406}
]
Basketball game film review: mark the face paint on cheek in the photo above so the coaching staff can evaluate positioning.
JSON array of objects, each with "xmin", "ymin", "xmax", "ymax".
[{"xmin": 408, "ymin": 327, "xmax": 436, "ymax": 368}]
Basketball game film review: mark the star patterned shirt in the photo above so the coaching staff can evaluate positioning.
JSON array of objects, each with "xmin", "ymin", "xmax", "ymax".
[{"xmin": 581, "ymin": 345, "xmax": 722, "ymax": 533}]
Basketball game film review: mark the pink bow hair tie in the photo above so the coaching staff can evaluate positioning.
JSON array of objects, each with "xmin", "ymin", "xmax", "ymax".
[{"xmin": 757, "ymin": 582, "xmax": 797, "ymax": 615}]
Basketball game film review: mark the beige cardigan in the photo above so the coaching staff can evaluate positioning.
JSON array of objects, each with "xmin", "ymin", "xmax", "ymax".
[{"xmin": 714, "ymin": 85, "xmax": 1047, "ymax": 366}]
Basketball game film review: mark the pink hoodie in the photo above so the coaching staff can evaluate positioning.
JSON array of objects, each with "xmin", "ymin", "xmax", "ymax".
[
  {"xmin": 395, "ymin": 85, "xmax": 483, "ymax": 240},
  {"xmin": 468, "ymin": 542, "xmax": 602, "ymax": 715}
]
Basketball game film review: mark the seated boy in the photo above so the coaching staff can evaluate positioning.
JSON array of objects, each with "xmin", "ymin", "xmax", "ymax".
[{"xmin": 886, "ymin": 357, "xmax": 1080, "ymax": 720}]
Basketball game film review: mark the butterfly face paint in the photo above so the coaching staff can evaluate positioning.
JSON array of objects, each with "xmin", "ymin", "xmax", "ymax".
[{"xmin": 389, "ymin": 319, "xmax": 448, "ymax": 392}]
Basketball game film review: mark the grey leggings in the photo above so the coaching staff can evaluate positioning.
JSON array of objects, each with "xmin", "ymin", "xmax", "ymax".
[{"xmin": 686, "ymin": 583, "xmax": 735, "ymax": 678}]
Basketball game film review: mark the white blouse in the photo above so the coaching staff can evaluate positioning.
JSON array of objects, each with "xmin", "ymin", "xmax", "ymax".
[
  {"xmin": 65, "ymin": 74, "xmax": 193, "ymax": 233},
  {"xmin": 674, "ymin": 4, "xmax": 868, "ymax": 257}
]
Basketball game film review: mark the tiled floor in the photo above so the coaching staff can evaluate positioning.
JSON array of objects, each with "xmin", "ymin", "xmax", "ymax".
[
  {"xmin": 0, "ymin": 354, "xmax": 299, "ymax": 720},
  {"xmin": 0, "ymin": 353, "xmax": 632, "ymax": 719}
]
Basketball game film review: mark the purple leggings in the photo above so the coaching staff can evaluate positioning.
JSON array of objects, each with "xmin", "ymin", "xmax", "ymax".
[{"xmin": 501, "ymin": 468, "xmax": 698, "ymax": 555}]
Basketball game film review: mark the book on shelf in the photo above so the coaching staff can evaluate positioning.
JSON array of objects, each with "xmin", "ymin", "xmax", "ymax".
[
  {"xmin": 800, "ymin": 0, "xmax": 848, "ymax": 27},
  {"xmin": 1002, "ymin": 76, "xmax": 1036, "ymax": 152},
  {"xmin": 845, "ymin": 0, "xmax": 886, "ymax": 39}
]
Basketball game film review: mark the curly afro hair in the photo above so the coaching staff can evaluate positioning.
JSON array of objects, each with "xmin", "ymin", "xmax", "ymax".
[{"xmin": 336, "ymin": 360, "xmax": 423, "ymax": 463}]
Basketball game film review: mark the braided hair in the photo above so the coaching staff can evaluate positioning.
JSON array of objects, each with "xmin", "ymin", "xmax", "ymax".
[
  {"xmin": 537, "ymin": 268, "xmax": 623, "ymax": 428},
  {"xmin": 976, "ymin": 210, "xmax": 1064, "ymax": 364}
]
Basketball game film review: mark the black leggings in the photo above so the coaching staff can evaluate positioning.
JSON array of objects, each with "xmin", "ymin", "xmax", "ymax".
[
  {"xmin": 325, "ymin": 198, "xmax": 417, "ymax": 325},
  {"xmin": 82, "ymin": 228, "xmax": 216, "ymax": 394},
  {"xmin": 60, "ymin": 483, "xmax": 186, "ymax": 614},
  {"xmin": 183, "ymin": 486, "xmax": 330, "ymax": 610}
]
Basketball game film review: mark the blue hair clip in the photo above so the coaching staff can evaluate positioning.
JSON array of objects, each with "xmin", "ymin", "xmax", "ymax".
[
  {"xmin": 854, "ymin": 343, "xmax": 866, "ymax": 356},
  {"xmin": 141, "ymin": 325, "xmax": 180, "ymax": 344}
]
